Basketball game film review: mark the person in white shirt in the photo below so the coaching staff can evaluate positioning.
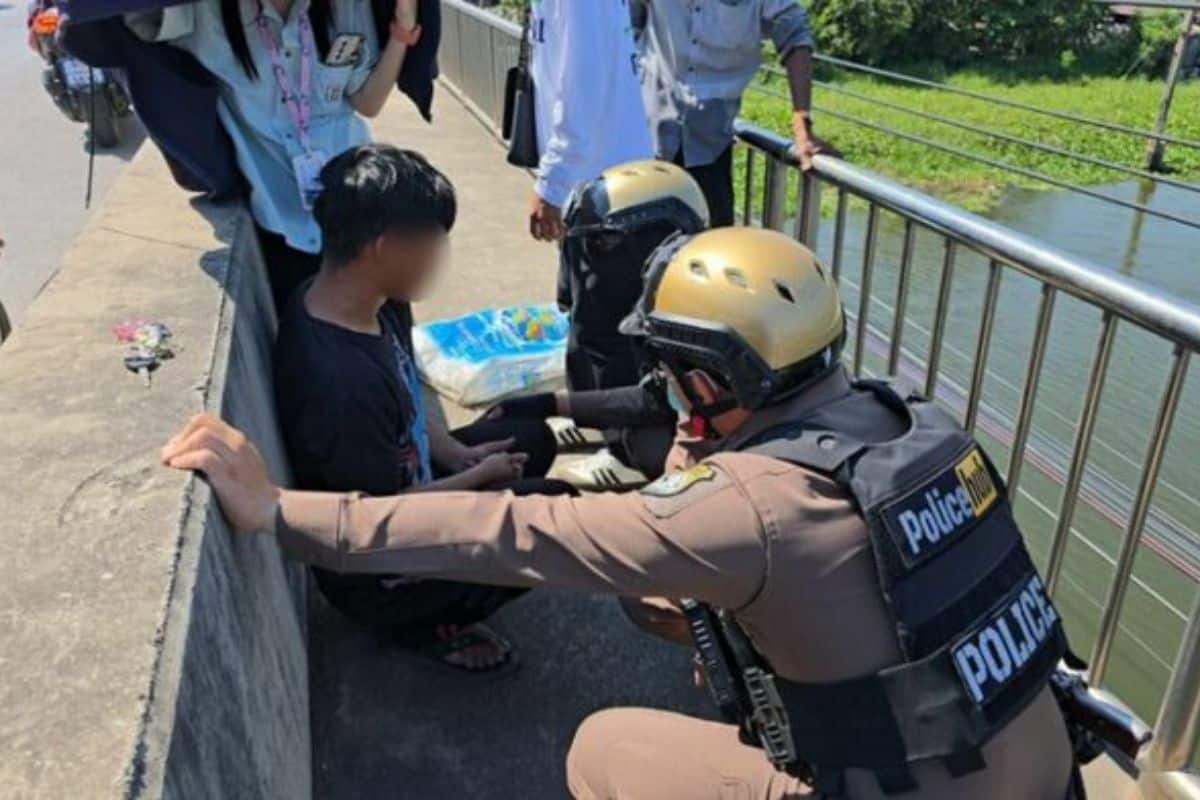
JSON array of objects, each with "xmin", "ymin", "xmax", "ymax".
[{"xmin": 526, "ymin": 0, "xmax": 652, "ymax": 242}]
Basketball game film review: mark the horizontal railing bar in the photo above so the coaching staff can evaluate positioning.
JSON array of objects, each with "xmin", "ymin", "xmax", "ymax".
[
  {"xmin": 764, "ymin": 55, "xmax": 1200, "ymax": 151},
  {"xmin": 746, "ymin": 89, "xmax": 1200, "ymax": 231},
  {"xmin": 806, "ymin": 79, "xmax": 1200, "ymax": 194},
  {"xmin": 734, "ymin": 122, "xmax": 1200, "ymax": 354}
]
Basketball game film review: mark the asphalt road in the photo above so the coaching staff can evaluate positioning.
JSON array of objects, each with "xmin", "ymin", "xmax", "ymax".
[{"xmin": 0, "ymin": 2, "xmax": 145, "ymax": 334}]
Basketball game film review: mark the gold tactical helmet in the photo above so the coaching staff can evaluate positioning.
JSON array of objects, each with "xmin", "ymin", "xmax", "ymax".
[
  {"xmin": 620, "ymin": 228, "xmax": 846, "ymax": 410},
  {"xmin": 563, "ymin": 160, "xmax": 710, "ymax": 245}
]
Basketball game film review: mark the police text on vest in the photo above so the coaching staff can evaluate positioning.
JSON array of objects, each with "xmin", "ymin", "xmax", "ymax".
[
  {"xmin": 885, "ymin": 448, "xmax": 1000, "ymax": 565},
  {"xmin": 952, "ymin": 574, "xmax": 1059, "ymax": 705}
]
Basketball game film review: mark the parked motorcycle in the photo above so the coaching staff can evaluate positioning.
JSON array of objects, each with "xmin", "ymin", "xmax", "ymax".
[{"xmin": 27, "ymin": 4, "xmax": 132, "ymax": 149}]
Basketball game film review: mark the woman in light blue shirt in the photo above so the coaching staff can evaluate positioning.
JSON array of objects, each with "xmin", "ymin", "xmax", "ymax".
[{"xmin": 132, "ymin": 0, "xmax": 421, "ymax": 309}]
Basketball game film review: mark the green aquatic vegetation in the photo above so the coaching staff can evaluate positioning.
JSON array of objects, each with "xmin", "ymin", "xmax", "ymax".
[{"xmin": 741, "ymin": 69, "xmax": 1200, "ymax": 212}]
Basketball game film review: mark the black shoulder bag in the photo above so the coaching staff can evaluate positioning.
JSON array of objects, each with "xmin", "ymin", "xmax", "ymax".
[{"xmin": 501, "ymin": 6, "xmax": 539, "ymax": 168}]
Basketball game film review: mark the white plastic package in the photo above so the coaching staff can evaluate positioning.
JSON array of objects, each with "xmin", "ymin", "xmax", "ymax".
[{"xmin": 413, "ymin": 304, "xmax": 569, "ymax": 407}]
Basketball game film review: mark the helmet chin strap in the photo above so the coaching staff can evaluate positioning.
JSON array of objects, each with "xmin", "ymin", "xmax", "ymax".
[{"xmin": 678, "ymin": 377, "xmax": 740, "ymax": 437}]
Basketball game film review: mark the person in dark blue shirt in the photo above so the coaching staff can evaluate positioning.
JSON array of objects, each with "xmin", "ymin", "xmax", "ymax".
[{"xmin": 274, "ymin": 144, "xmax": 567, "ymax": 672}]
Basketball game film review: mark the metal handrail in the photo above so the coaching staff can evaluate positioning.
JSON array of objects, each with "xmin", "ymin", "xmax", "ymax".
[
  {"xmin": 736, "ymin": 122, "xmax": 1200, "ymax": 351},
  {"xmin": 736, "ymin": 121, "xmax": 1200, "ymax": 795},
  {"xmin": 440, "ymin": 0, "xmax": 1200, "ymax": 793},
  {"xmin": 750, "ymin": 82, "xmax": 1200, "ymax": 231}
]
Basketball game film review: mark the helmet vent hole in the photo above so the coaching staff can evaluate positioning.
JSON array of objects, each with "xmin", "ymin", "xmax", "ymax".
[
  {"xmin": 689, "ymin": 260, "xmax": 710, "ymax": 279},
  {"xmin": 775, "ymin": 281, "xmax": 796, "ymax": 304},
  {"xmin": 725, "ymin": 269, "xmax": 748, "ymax": 289},
  {"xmin": 653, "ymin": 165, "xmax": 670, "ymax": 173}
]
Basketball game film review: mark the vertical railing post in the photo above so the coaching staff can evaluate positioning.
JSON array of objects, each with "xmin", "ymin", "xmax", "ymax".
[
  {"xmin": 763, "ymin": 157, "xmax": 788, "ymax": 231},
  {"xmin": 887, "ymin": 221, "xmax": 917, "ymax": 377},
  {"xmin": 1090, "ymin": 348, "xmax": 1191, "ymax": 685},
  {"xmin": 924, "ymin": 239, "xmax": 957, "ymax": 400},
  {"xmin": 795, "ymin": 171, "xmax": 822, "ymax": 247},
  {"xmin": 1006, "ymin": 284, "xmax": 1056, "ymax": 496},
  {"xmin": 831, "ymin": 188, "xmax": 848, "ymax": 282},
  {"xmin": 742, "ymin": 149, "xmax": 757, "ymax": 226},
  {"xmin": 1148, "ymin": 588, "xmax": 1200, "ymax": 775},
  {"xmin": 963, "ymin": 261, "xmax": 1002, "ymax": 433},
  {"xmin": 853, "ymin": 205, "xmax": 880, "ymax": 377},
  {"xmin": 1045, "ymin": 312, "xmax": 1118, "ymax": 596}
]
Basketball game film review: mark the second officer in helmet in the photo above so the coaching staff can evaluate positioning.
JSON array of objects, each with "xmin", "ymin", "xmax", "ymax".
[{"xmin": 163, "ymin": 228, "xmax": 1077, "ymax": 799}]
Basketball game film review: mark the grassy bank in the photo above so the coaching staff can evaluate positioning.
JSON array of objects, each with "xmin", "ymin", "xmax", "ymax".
[{"xmin": 744, "ymin": 68, "xmax": 1200, "ymax": 210}]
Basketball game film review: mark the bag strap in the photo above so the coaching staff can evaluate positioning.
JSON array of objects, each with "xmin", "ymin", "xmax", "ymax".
[{"xmin": 517, "ymin": 5, "xmax": 533, "ymax": 74}]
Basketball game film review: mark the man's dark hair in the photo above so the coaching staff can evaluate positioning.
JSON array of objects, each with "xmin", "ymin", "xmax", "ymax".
[{"xmin": 314, "ymin": 145, "xmax": 457, "ymax": 267}]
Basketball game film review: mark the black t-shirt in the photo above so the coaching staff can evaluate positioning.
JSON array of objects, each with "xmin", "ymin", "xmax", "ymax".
[{"xmin": 274, "ymin": 290, "xmax": 431, "ymax": 496}]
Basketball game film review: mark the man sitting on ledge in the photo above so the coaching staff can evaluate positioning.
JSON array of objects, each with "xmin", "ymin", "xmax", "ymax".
[{"xmin": 274, "ymin": 144, "xmax": 570, "ymax": 673}]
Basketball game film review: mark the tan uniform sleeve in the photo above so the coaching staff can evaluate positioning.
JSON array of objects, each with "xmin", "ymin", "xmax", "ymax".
[{"xmin": 275, "ymin": 462, "xmax": 767, "ymax": 610}]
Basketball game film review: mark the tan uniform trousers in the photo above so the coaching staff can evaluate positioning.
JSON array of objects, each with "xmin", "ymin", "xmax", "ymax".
[{"xmin": 567, "ymin": 708, "xmax": 808, "ymax": 800}]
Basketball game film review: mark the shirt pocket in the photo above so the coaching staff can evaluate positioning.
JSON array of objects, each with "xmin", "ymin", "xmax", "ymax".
[
  {"xmin": 694, "ymin": 0, "xmax": 761, "ymax": 71},
  {"xmin": 314, "ymin": 62, "xmax": 354, "ymax": 113}
]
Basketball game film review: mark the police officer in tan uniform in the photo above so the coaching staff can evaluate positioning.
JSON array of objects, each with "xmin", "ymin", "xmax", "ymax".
[{"xmin": 162, "ymin": 228, "xmax": 1080, "ymax": 799}]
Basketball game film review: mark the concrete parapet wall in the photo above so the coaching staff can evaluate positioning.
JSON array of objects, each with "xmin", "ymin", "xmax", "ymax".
[{"xmin": 0, "ymin": 145, "xmax": 309, "ymax": 799}]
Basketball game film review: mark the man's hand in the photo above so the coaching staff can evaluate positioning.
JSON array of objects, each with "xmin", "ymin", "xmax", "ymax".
[
  {"xmin": 443, "ymin": 437, "xmax": 516, "ymax": 473},
  {"xmin": 529, "ymin": 194, "xmax": 565, "ymax": 242},
  {"xmin": 791, "ymin": 111, "xmax": 817, "ymax": 171},
  {"xmin": 470, "ymin": 451, "xmax": 530, "ymax": 485},
  {"xmin": 161, "ymin": 414, "xmax": 281, "ymax": 534}
]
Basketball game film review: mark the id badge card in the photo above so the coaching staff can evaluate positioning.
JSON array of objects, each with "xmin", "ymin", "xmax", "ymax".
[
  {"xmin": 292, "ymin": 149, "xmax": 329, "ymax": 210},
  {"xmin": 327, "ymin": 34, "xmax": 365, "ymax": 66}
]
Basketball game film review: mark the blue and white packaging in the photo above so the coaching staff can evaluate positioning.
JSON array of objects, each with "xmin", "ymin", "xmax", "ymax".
[{"xmin": 413, "ymin": 304, "xmax": 569, "ymax": 406}]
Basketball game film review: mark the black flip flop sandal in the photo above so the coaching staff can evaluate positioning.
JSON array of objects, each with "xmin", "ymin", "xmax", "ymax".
[{"xmin": 413, "ymin": 624, "xmax": 521, "ymax": 676}]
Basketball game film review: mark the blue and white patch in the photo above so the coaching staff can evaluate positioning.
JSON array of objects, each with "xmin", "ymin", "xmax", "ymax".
[
  {"xmin": 952, "ymin": 574, "xmax": 1060, "ymax": 707},
  {"xmin": 880, "ymin": 447, "xmax": 1000, "ymax": 567}
]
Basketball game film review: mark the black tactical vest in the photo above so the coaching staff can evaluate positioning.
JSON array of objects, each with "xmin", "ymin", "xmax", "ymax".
[{"xmin": 708, "ymin": 380, "xmax": 1068, "ymax": 795}]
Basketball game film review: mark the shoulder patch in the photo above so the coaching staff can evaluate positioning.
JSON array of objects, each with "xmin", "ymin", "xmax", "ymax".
[
  {"xmin": 642, "ymin": 463, "xmax": 717, "ymax": 497},
  {"xmin": 640, "ymin": 463, "xmax": 729, "ymax": 519}
]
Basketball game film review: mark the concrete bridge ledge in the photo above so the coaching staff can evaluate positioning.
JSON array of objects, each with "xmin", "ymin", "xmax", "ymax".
[{"xmin": 0, "ymin": 142, "xmax": 309, "ymax": 800}]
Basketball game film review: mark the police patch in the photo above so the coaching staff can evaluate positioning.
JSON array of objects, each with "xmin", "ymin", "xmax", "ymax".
[
  {"xmin": 880, "ymin": 447, "xmax": 1001, "ymax": 567},
  {"xmin": 642, "ymin": 464, "xmax": 717, "ymax": 497},
  {"xmin": 640, "ymin": 463, "xmax": 728, "ymax": 519},
  {"xmin": 952, "ymin": 573, "xmax": 1060, "ymax": 707}
]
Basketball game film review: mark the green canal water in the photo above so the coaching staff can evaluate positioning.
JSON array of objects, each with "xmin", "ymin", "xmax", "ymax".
[{"xmin": 803, "ymin": 177, "xmax": 1200, "ymax": 727}]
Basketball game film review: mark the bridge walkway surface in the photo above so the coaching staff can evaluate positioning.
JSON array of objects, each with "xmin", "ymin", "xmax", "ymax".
[{"xmin": 309, "ymin": 87, "xmax": 1140, "ymax": 799}]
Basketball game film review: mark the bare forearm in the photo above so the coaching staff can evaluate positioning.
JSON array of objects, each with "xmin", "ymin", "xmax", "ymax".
[
  {"xmin": 350, "ymin": 40, "xmax": 407, "ymax": 118},
  {"xmin": 784, "ymin": 46, "xmax": 813, "ymax": 113},
  {"xmin": 426, "ymin": 414, "xmax": 464, "ymax": 470}
]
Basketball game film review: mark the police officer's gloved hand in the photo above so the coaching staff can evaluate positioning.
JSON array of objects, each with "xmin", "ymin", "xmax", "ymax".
[{"xmin": 485, "ymin": 393, "xmax": 557, "ymax": 421}]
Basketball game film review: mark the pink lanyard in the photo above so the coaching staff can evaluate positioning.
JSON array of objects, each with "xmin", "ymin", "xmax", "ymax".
[{"xmin": 255, "ymin": 0, "xmax": 316, "ymax": 152}]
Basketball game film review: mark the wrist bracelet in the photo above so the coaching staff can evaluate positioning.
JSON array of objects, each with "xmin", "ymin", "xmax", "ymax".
[{"xmin": 392, "ymin": 24, "xmax": 421, "ymax": 46}]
